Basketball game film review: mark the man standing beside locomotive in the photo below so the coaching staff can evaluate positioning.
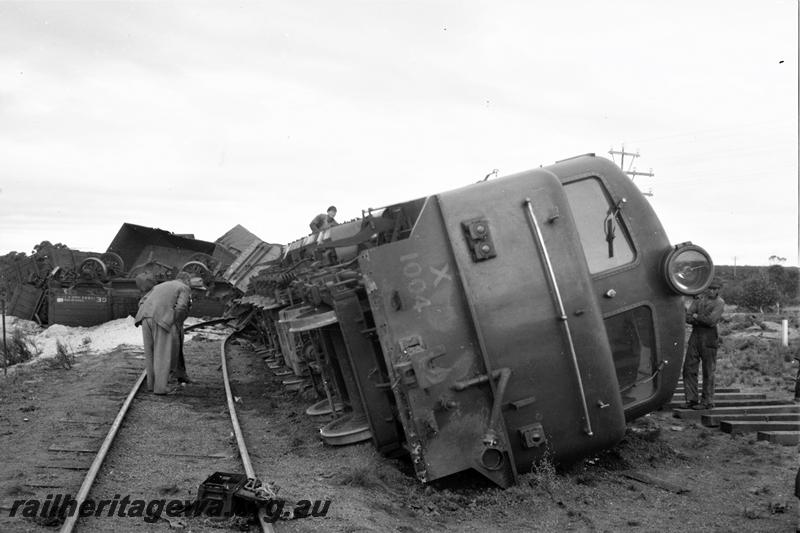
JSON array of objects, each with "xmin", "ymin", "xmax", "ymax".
[
  {"xmin": 682, "ymin": 280, "xmax": 725, "ymax": 410},
  {"xmin": 134, "ymin": 273, "xmax": 191, "ymax": 395},
  {"xmin": 309, "ymin": 206, "xmax": 338, "ymax": 233}
]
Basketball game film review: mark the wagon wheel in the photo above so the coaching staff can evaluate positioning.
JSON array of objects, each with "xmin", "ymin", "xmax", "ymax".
[
  {"xmin": 187, "ymin": 252, "xmax": 219, "ymax": 271},
  {"xmin": 100, "ymin": 252, "xmax": 125, "ymax": 277},
  {"xmin": 180, "ymin": 260, "xmax": 213, "ymax": 284},
  {"xmin": 78, "ymin": 257, "xmax": 108, "ymax": 281}
]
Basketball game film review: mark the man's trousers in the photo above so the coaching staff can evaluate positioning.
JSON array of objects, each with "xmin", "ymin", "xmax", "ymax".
[
  {"xmin": 682, "ymin": 327, "xmax": 718, "ymax": 406},
  {"xmin": 141, "ymin": 318, "xmax": 177, "ymax": 394}
]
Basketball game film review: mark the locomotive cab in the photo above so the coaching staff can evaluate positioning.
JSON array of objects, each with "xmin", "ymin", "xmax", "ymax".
[
  {"xmin": 551, "ymin": 155, "xmax": 714, "ymax": 420},
  {"xmin": 359, "ymin": 155, "xmax": 713, "ymax": 486}
]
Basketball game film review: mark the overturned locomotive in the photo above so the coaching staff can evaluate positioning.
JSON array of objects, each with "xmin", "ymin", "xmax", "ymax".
[{"xmin": 245, "ymin": 154, "xmax": 714, "ymax": 487}]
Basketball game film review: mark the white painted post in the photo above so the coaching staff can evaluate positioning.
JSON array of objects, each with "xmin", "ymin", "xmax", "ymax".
[{"xmin": 782, "ymin": 319, "xmax": 789, "ymax": 347}]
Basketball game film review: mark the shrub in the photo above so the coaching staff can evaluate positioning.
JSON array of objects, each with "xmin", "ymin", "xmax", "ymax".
[
  {"xmin": 55, "ymin": 339, "xmax": 75, "ymax": 369},
  {"xmin": 1, "ymin": 329, "xmax": 40, "ymax": 366},
  {"xmin": 737, "ymin": 276, "xmax": 780, "ymax": 312}
]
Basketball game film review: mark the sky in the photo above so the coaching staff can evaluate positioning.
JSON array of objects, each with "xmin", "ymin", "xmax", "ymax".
[{"xmin": 0, "ymin": 0, "xmax": 797, "ymax": 267}]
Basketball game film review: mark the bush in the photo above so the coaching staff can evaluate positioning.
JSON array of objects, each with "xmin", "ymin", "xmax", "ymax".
[
  {"xmin": 55, "ymin": 339, "xmax": 75, "ymax": 369},
  {"xmin": 716, "ymin": 265, "xmax": 799, "ymax": 307},
  {"xmin": 738, "ymin": 276, "xmax": 780, "ymax": 312},
  {"xmin": 722, "ymin": 284, "xmax": 745, "ymax": 307},
  {"xmin": 1, "ymin": 329, "xmax": 40, "ymax": 366}
]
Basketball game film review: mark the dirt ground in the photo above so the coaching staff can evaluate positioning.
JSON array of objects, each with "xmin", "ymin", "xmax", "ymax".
[{"xmin": 0, "ymin": 312, "xmax": 798, "ymax": 533}]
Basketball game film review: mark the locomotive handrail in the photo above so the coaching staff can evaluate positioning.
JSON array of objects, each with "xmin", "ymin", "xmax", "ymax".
[
  {"xmin": 619, "ymin": 359, "xmax": 668, "ymax": 394},
  {"xmin": 523, "ymin": 198, "xmax": 594, "ymax": 437}
]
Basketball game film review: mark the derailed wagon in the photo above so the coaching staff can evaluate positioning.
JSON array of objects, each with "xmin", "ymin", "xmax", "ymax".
[
  {"xmin": 0, "ymin": 243, "xmax": 125, "ymax": 325},
  {"xmin": 244, "ymin": 154, "xmax": 715, "ymax": 487},
  {"xmin": 1, "ymin": 224, "xmax": 252, "ymax": 326}
]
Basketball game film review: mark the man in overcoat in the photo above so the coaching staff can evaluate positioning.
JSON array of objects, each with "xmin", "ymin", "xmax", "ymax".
[{"xmin": 135, "ymin": 275, "xmax": 191, "ymax": 394}]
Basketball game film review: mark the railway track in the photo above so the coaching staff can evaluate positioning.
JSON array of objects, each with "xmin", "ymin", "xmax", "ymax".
[{"xmin": 3, "ymin": 319, "xmax": 277, "ymax": 533}]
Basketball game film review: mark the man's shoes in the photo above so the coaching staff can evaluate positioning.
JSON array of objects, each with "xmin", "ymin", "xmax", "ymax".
[
  {"xmin": 691, "ymin": 403, "xmax": 707, "ymax": 410},
  {"xmin": 682, "ymin": 402, "xmax": 698, "ymax": 409},
  {"xmin": 793, "ymin": 397, "xmax": 800, "ymax": 404}
]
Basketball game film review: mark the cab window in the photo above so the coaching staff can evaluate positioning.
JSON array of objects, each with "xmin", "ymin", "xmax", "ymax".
[
  {"xmin": 605, "ymin": 306, "xmax": 657, "ymax": 404},
  {"xmin": 563, "ymin": 178, "xmax": 635, "ymax": 273}
]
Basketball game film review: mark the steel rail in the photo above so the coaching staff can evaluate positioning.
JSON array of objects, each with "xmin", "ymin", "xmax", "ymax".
[
  {"xmin": 59, "ymin": 317, "xmax": 247, "ymax": 533},
  {"xmin": 59, "ymin": 370, "xmax": 146, "ymax": 533},
  {"xmin": 183, "ymin": 316, "xmax": 233, "ymax": 332},
  {"xmin": 220, "ymin": 332, "xmax": 276, "ymax": 533}
]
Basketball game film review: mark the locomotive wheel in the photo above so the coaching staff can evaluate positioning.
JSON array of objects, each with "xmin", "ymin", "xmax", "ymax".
[
  {"xmin": 100, "ymin": 252, "xmax": 125, "ymax": 277},
  {"xmin": 78, "ymin": 257, "xmax": 108, "ymax": 281},
  {"xmin": 319, "ymin": 413, "xmax": 372, "ymax": 446},
  {"xmin": 305, "ymin": 399, "xmax": 344, "ymax": 417}
]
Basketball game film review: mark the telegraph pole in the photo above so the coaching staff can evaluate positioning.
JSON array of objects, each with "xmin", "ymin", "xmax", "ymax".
[
  {"xmin": 2, "ymin": 297, "xmax": 6, "ymax": 377},
  {"xmin": 609, "ymin": 145, "xmax": 654, "ymax": 197}
]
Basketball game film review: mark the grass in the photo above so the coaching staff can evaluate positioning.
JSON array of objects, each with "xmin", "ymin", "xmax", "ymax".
[
  {"xmin": 54, "ymin": 339, "xmax": 75, "ymax": 370},
  {"xmin": 337, "ymin": 464, "xmax": 380, "ymax": 488},
  {"xmin": 527, "ymin": 449, "xmax": 561, "ymax": 495},
  {"xmin": 714, "ymin": 321, "xmax": 797, "ymax": 389},
  {"xmin": 1, "ymin": 328, "xmax": 40, "ymax": 367}
]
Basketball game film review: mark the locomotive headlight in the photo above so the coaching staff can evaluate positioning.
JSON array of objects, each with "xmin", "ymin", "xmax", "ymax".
[{"xmin": 662, "ymin": 243, "xmax": 714, "ymax": 296}]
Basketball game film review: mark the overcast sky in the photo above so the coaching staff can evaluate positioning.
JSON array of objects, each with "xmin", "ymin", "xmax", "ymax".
[{"xmin": 1, "ymin": 1, "xmax": 796, "ymax": 267}]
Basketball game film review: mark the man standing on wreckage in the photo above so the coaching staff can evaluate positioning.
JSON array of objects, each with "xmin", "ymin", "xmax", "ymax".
[{"xmin": 134, "ymin": 272, "xmax": 191, "ymax": 394}]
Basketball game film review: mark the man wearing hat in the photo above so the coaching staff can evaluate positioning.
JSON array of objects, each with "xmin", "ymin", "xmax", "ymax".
[
  {"xmin": 309, "ymin": 206, "xmax": 338, "ymax": 233},
  {"xmin": 134, "ymin": 273, "xmax": 192, "ymax": 394},
  {"xmin": 682, "ymin": 280, "xmax": 725, "ymax": 410}
]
